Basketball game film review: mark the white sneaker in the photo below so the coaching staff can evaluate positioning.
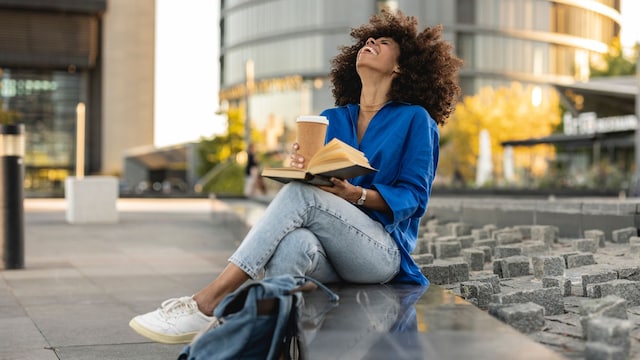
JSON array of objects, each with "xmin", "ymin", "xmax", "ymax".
[{"xmin": 129, "ymin": 296, "xmax": 214, "ymax": 344}]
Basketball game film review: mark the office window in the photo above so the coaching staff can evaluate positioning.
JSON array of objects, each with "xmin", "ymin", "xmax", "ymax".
[{"xmin": 457, "ymin": 0, "xmax": 475, "ymax": 24}]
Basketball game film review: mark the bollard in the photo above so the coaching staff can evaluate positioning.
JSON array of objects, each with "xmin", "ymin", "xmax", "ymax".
[{"xmin": 0, "ymin": 124, "xmax": 25, "ymax": 269}]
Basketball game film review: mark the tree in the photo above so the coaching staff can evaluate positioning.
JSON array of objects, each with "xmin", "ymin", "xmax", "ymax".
[
  {"xmin": 439, "ymin": 83, "xmax": 561, "ymax": 187},
  {"xmin": 197, "ymin": 107, "xmax": 244, "ymax": 175},
  {"xmin": 590, "ymin": 37, "xmax": 637, "ymax": 77},
  {"xmin": 196, "ymin": 106, "xmax": 266, "ymax": 195}
]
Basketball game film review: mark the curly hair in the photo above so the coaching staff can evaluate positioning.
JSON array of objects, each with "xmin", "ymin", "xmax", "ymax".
[{"xmin": 329, "ymin": 10, "xmax": 463, "ymax": 126}]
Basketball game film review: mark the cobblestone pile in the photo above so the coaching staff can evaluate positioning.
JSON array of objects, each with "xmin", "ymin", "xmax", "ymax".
[{"xmin": 414, "ymin": 219, "xmax": 640, "ymax": 360}]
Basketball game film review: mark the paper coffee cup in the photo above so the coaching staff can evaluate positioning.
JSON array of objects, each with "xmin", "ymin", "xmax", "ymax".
[{"xmin": 296, "ymin": 115, "xmax": 329, "ymax": 167}]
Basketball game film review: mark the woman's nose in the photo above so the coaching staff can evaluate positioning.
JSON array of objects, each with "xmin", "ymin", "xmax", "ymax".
[{"xmin": 366, "ymin": 37, "xmax": 375, "ymax": 45}]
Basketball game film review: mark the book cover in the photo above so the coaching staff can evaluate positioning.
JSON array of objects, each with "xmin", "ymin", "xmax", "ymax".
[{"xmin": 261, "ymin": 139, "xmax": 377, "ymax": 186}]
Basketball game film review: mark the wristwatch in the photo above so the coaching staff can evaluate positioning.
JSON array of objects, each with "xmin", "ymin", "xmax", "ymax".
[{"xmin": 356, "ymin": 187, "xmax": 367, "ymax": 205}]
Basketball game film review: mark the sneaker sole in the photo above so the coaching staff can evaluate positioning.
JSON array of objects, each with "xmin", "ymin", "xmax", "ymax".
[{"xmin": 129, "ymin": 318, "xmax": 197, "ymax": 344}]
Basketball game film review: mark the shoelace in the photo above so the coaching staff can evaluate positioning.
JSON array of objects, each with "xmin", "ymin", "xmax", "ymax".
[{"xmin": 158, "ymin": 296, "xmax": 198, "ymax": 320}]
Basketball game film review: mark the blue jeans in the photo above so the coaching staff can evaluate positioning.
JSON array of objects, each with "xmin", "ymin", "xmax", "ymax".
[{"xmin": 229, "ymin": 182, "xmax": 401, "ymax": 284}]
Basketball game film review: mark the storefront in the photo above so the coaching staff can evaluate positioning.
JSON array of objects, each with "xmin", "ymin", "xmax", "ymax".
[
  {"xmin": 501, "ymin": 76, "xmax": 638, "ymax": 193},
  {"xmin": 0, "ymin": 0, "xmax": 105, "ymax": 196}
]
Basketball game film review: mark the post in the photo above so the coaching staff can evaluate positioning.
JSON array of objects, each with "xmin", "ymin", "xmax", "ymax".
[
  {"xmin": 76, "ymin": 102, "xmax": 85, "ymax": 179},
  {"xmin": 0, "ymin": 124, "xmax": 25, "ymax": 269},
  {"xmin": 244, "ymin": 60, "xmax": 254, "ymax": 149},
  {"xmin": 634, "ymin": 55, "xmax": 640, "ymax": 196}
]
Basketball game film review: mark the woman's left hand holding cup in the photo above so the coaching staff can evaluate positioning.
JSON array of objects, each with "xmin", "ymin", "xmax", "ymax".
[{"xmin": 290, "ymin": 142, "xmax": 306, "ymax": 169}]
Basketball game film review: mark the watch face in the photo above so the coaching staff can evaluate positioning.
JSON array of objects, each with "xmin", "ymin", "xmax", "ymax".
[{"xmin": 357, "ymin": 198, "xmax": 364, "ymax": 205}]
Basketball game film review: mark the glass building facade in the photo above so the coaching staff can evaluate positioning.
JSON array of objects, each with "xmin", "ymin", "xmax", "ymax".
[
  {"xmin": 219, "ymin": 0, "xmax": 621, "ymax": 153},
  {"xmin": 0, "ymin": 1, "xmax": 105, "ymax": 196},
  {"xmin": 1, "ymin": 69, "xmax": 85, "ymax": 194}
]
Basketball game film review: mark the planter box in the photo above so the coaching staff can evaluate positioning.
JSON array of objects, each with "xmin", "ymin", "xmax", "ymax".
[{"xmin": 65, "ymin": 176, "xmax": 118, "ymax": 224}]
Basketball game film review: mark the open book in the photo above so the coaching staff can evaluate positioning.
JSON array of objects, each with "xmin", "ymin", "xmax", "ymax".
[{"xmin": 261, "ymin": 138, "xmax": 377, "ymax": 186}]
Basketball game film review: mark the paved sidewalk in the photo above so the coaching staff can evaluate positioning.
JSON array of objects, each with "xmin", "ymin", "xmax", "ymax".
[
  {"xmin": 1, "ymin": 197, "xmax": 567, "ymax": 360},
  {"xmin": 2, "ymin": 198, "xmax": 251, "ymax": 360}
]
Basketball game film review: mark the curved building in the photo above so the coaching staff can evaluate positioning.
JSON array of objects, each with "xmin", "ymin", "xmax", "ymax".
[{"xmin": 219, "ymin": 0, "xmax": 622, "ymax": 150}]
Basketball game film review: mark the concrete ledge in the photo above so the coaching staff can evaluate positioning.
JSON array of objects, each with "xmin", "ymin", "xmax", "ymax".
[{"xmin": 427, "ymin": 196, "xmax": 640, "ymax": 238}]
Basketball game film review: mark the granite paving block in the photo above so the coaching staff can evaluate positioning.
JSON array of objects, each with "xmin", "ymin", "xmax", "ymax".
[
  {"xmin": 582, "ymin": 271, "xmax": 619, "ymax": 297},
  {"xmin": 491, "ymin": 302, "xmax": 545, "ymax": 333},
  {"xmin": 580, "ymin": 295, "xmax": 628, "ymax": 338},
  {"xmin": 423, "ymin": 232, "xmax": 440, "ymax": 242},
  {"xmin": 458, "ymin": 235, "xmax": 475, "ymax": 249},
  {"xmin": 585, "ymin": 316, "xmax": 632, "ymax": 357},
  {"xmin": 470, "ymin": 273, "xmax": 501, "ymax": 294},
  {"xmin": 473, "ymin": 239, "xmax": 497, "ymax": 253},
  {"xmin": 460, "ymin": 281, "xmax": 493, "ymax": 309},
  {"xmin": 567, "ymin": 253, "xmax": 597, "ymax": 268},
  {"xmin": 584, "ymin": 229, "xmax": 606, "ymax": 248},
  {"xmin": 491, "ymin": 287, "xmax": 565, "ymax": 315},
  {"xmin": 461, "ymin": 248, "xmax": 484, "ymax": 271},
  {"xmin": 447, "ymin": 222, "xmax": 472, "ymax": 236},
  {"xmin": 630, "ymin": 236, "xmax": 640, "ymax": 245},
  {"xmin": 435, "ymin": 239, "xmax": 461, "ymax": 259},
  {"xmin": 496, "ymin": 231, "xmax": 523, "ymax": 245},
  {"xmin": 631, "ymin": 244, "xmax": 640, "ymax": 255},
  {"xmin": 560, "ymin": 252, "xmax": 579, "ymax": 266},
  {"xmin": 471, "ymin": 228, "xmax": 490, "ymax": 241},
  {"xmin": 587, "ymin": 280, "xmax": 640, "ymax": 306},
  {"xmin": 430, "ymin": 224, "xmax": 449, "ymax": 236},
  {"xmin": 542, "ymin": 277, "xmax": 571, "ymax": 296},
  {"xmin": 615, "ymin": 266, "xmax": 640, "ymax": 281},
  {"xmin": 494, "ymin": 256, "xmax": 531, "ymax": 278},
  {"xmin": 448, "ymin": 261, "xmax": 470, "ymax": 283},
  {"xmin": 573, "ymin": 238, "xmax": 598, "ymax": 253},
  {"xmin": 483, "ymin": 224, "xmax": 498, "ymax": 234},
  {"xmin": 611, "ymin": 227, "xmax": 637, "ymax": 244},
  {"xmin": 417, "ymin": 225, "xmax": 429, "ymax": 238},
  {"xmin": 584, "ymin": 342, "xmax": 627, "ymax": 360},
  {"xmin": 475, "ymin": 245, "xmax": 492, "ymax": 263},
  {"xmin": 521, "ymin": 241, "xmax": 548, "ymax": 257},
  {"xmin": 532, "ymin": 256, "xmax": 565, "ymax": 279},
  {"xmin": 420, "ymin": 264, "xmax": 449, "ymax": 285},
  {"xmin": 531, "ymin": 225, "xmax": 556, "ymax": 247},
  {"xmin": 412, "ymin": 253, "xmax": 434, "ymax": 265},
  {"xmin": 415, "ymin": 236, "xmax": 431, "ymax": 254},
  {"xmin": 494, "ymin": 245, "xmax": 522, "ymax": 259},
  {"xmin": 513, "ymin": 225, "xmax": 533, "ymax": 240}
]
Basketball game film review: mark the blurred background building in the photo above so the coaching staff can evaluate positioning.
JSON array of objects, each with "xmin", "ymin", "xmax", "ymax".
[
  {"xmin": 0, "ymin": 0, "xmax": 155, "ymax": 196},
  {"xmin": 219, "ymin": 0, "xmax": 624, "ymax": 151},
  {"xmin": 0, "ymin": 0, "xmax": 636, "ymax": 196}
]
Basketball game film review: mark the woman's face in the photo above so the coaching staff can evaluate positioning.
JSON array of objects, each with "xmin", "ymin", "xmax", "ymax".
[{"xmin": 356, "ymin": 37, "xmax": 400, "ymax": 77}]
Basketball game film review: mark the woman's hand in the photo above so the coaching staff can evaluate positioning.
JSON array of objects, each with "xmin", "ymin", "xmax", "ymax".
[
  {"xmin": 289, "ymin": 143, "xmax": 305, "ymax": 169},
  {"xmin": 319, "ymin": 177, "xmax": 361, "ymax": 204}
]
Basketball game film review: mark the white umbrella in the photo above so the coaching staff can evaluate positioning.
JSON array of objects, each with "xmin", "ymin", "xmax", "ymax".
[{"xmin": 475, "ymin": 129, "xmax": 493, "ymax": 187}]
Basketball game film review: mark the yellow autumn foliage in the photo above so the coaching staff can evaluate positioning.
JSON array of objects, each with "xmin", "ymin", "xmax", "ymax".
[{"xmin": 439, "ymin": 83, "xmax": 562, "ymax": 187}]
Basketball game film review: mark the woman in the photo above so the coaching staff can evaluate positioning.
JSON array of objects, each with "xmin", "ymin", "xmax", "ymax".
[{"xmin": 130, "ymin": 9, "xmax": 462, "ymax": 344}]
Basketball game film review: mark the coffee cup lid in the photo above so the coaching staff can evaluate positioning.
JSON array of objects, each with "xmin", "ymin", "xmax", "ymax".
[{"xmin": 296, "ymin": 115, "xmax": 329, "ymax": 124}]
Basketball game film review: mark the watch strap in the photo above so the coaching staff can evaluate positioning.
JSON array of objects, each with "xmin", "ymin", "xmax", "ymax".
[{"xmin": 356, "ymin": 187, "xmax": 367, "ymax": 205}]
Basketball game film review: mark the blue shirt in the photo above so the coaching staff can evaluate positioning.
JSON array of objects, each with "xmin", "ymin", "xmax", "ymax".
[{"xmin": 320, "ymin": 102, "xmax": 439, "ymax": 285}]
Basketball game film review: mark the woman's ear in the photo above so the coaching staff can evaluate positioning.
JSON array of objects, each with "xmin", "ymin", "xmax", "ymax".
[{"xmin": 393, "ymin": 66, "xmax": 401, "ymax": 74}]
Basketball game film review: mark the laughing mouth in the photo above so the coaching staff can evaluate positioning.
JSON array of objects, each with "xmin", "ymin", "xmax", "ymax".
[{"xmin": 362, "ymin": 46, "xmax": 378, "ymax": 55}]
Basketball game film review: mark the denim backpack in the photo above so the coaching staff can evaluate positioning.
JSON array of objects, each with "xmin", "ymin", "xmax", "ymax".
[{"xmin": 177, "ymin": 275, "xmax": 339, "ymax": 360}]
